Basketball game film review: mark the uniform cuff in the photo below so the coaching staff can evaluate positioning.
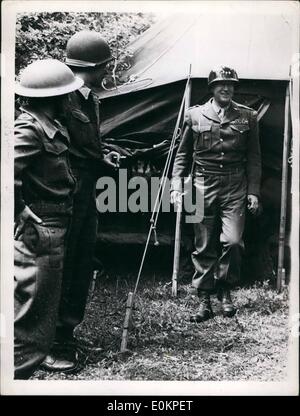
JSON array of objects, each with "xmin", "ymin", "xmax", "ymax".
[
  {"xmin": 247, "ymin": 183, "xmax": 260, "ymax": 198},
  {"xmin": 170, "ymin": 177, "xmax": 183, "ymax": 193}
]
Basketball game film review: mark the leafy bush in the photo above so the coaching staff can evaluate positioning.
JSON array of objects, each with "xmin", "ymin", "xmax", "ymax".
[{"xmin": 15, "ymin": 12, "xmax": 156, "ymax": 77}]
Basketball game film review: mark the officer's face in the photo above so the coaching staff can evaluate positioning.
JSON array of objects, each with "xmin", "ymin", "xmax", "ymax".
[
  {"xmin": 212, "ymin": 82, "xmax": 235, "ymax": 106},
  {"xmin": 87, "ymin": 65, "xmax": 107, "ymax": 88},
  {"xmin": 89, "ymin": 61, "xmax": 115, "ymax": 88}
]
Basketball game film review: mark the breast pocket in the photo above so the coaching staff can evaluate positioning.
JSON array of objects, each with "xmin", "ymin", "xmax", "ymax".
[
  {"xmin": 230, "ymin": 124, "xmax": 250, "ymax": 150},
  {"xmin": 42, "ymin": 139, "xmax": 70, "ymax": 184},
  {"xmin": 71, "ymin": 109, "xmax": 91, "ymax": 124},
  {"xmin": 196, "ymin": 124, "xmax": 213, "ymax": 150},
  {"xmin": 69, "ymin": 109, "xmax": 98, "ymax": 146},
  {"xmin": 43, "ymin": 140, "xmax": 68, "ymax": 155}
]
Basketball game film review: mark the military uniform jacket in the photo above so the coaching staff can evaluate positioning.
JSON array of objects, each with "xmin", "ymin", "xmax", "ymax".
[
  {"xmin": 172, "ymin": 99, "xmax": 262, "ymax": 196},
  {"xmin": 66, "ymin": 86, "xmax": 104, "ymax": 165},
  {"xmin": 14, "ymin": 108, "xmax": 76, "ymax": 217}
]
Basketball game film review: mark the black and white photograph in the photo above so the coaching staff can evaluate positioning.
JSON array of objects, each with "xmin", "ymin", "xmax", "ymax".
[{"xmin": 1, "ymin": 0, "xmax": 299, "ymax": 397}]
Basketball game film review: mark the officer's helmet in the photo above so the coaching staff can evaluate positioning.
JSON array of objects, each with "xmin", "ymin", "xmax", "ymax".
[
  {"xmin": 208, "ymin": 66, "xmax": 239, "ymax": 87},
  {"xmin": 66, "ymin": 31, "xmax": 113, "ymax": 68},
  {"xmin": 15, "ymin": 59, "xmax": 84, "ymax": 97}
]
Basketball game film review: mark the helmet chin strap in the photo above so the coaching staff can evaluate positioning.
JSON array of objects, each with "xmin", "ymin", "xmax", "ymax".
[
  {"xmin": 101, "ymin": 76, "xmax": 118, "ymax": 91},
  {"xmin": 101, "ymin": 59, "xmax": 119, "ymax": 91}
]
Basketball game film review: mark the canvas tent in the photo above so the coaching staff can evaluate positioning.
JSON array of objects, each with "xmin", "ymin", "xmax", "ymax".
[{"xmin": 96, "ymin": 7, "xmax": 299, "ymax": 282}]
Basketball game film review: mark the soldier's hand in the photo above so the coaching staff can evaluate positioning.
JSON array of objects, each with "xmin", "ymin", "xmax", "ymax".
[
  {"xmin": 103, "ymin": 151, "xmax": 122, "ymax": 169},
  {"xmin": 170, "ymin": 190, "xmax": 182, "ymax": 207},
  {"xmin": 247, "ymin": 194, "xmax": 259, "ymax": 215},
  {"xmin": 14, "ymin": 205, "xmax": 43, "ymax": 240}
]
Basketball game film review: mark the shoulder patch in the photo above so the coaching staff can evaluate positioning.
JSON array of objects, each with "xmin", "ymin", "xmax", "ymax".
[
  {"xmin": 184, "ymin": 105, "xmax": 203, "ymax": 130},
  {"xmin": 187, "ymin": 105, "xmax": 200, "ymax": 111},
  {"xmin": 186, "ymin": 105, "xmax": 203, "ymax": 115}
]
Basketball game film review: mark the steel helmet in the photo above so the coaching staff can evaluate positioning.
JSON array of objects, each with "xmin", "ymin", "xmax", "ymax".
[
  {"xmin": 66, "ymin": 31, "xmax": 113, "ymax": 68},
  {"xmin": 15, "ymin": 59, "xmax": 84, "ymax": 97},
  {"xmin": 208, "ymin": 66, "xmax": 239, "ymax": 87}
]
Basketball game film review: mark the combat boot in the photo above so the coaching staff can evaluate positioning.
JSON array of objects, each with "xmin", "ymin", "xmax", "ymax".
[
  {"xmin": 40, "ymin": 339, "xmax": 79, "ymax": 373},
  {"xmin": 190, "ymin": 290, "xmax": 214, "ymax": 323},
  {"xmin": 40, "ymin": 351, "xmax": 78, "ymax": 374},
  {"xmin": 218, "ymin": 285, "xmax": 236, "ymax": 318}
]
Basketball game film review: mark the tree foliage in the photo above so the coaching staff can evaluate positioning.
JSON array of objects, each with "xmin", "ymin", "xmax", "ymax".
[{"xmin": 15, "ymin": 12, "xmax": 156, "ymax": 77}]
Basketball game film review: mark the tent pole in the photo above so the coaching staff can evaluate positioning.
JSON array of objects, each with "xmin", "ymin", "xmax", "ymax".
[
  {"xmin": 289, "ymin": 57, "xmax": 300, "ymax": 319},
  {"xmin": 171, "ymin": 75, "xmax": 192, "ymax": 297},
  {"xmin": 276, "ymin": 82, "xmax": 290, "ymax": 292},
  {"xmin": 120, "ymin": 71, "xmax": 192, "ymax": 351},
  {"xmin": 171, "ymin": 196, "xmax": 182, "ymax": 297},
  {"xmin": 184, "ymin": 75, "xmax": 192, "ymax": 115}
]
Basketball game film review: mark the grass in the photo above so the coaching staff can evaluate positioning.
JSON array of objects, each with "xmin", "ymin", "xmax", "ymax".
[{"xmin": 32, "ymin": 278, "xmax": 290, "ymax": 381}]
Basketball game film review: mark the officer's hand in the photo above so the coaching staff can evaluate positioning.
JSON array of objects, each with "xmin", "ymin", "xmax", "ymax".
[
  {"xmin": 14, "ymin": 206, "xmax": 42, "ymax": 240},
  {"xmin": 247, "ymin": 194, "xmax": 259, "ymax": 215},
  {"xmin": 170, "ymin": 190, "xmax": 182, "ymax": 207},
  {"xmin": 103, "ymin": 151, "xmax": 121, "ymax": 169}
]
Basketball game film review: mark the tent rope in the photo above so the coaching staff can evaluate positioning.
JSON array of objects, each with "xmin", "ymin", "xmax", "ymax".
[{"xmin": 133, "ymin": 68, "xmax": 191, "ymax": 296}]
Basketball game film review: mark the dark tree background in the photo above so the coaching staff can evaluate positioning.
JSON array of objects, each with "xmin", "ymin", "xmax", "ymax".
[{"xmin": 15, "ymin": 12, "xmax": 156, "ymax": 77}]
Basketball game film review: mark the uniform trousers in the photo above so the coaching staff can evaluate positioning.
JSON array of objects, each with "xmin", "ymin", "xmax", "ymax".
[
  {"xmin": 14, "ymin": 216, "xmax": 69, "ymax": 379},
  {"xmin": 56, "ymin": 168, "xmax": 98, "ymax": 341},
  {"xmin": 191, "ymin": 168, "xmax": 247, "ymax": 292}
]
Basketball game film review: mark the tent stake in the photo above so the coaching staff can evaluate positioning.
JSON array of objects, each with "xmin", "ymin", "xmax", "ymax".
[
  {"xmin": 120, "ymin": 291, "xmax": 134, "ymax": 352},
  {"xmin": 277, "ymin": 83, "xmax": 290, "ymax": 292}
]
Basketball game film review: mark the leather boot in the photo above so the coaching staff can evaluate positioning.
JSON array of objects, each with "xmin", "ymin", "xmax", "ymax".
[
  {"xmin": 190, "ymin": 290, "xmax": 214, "ymax": 323},
  {"xmin": 40, "ymin": 352, "xmax": 79, "ymax": 373},
  {"xmin": 218, "ymin": 285, "xmax": 236, "ymax": 318},
  {"xmin": 40, "ymin": 341, "xmax": 79, "ymax": 373}
]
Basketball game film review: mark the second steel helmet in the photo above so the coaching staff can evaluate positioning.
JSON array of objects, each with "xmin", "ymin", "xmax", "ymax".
[
  {"xmin": 66, "ymin": 31, "xmax": 113, "ymax": 68},
  {"xmin": 15, "ymin": 59, "xmax": 84, "ymax": 97},
  {"xmin": 208, "ymin": 66, "xmax": 239, "ymax": 87}
]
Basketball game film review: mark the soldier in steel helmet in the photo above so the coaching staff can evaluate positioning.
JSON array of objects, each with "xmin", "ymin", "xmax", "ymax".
[
  {"xmin": 14, "ymin": 59, "xmax": 83, "ymax": 379},
  {"xmin": 171, "ymin": 66, "xmax": 261, "ymax": 322},
  {"xmin": 40, "ymin": 31, "xmax": 120, "ymax": 373}
]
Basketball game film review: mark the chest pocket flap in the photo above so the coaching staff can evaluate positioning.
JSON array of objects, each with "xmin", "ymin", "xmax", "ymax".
[
  {"xmin": 43, "ymin": 140, "xmax": 68, "ymax": 155},
  {"xmin": 191, "ymin": 121, "xmax": 213, "ymax": 135},
  {"xmin": 71, "ymin": 109, "xmax": 91, "ymax": 123},
  {"xmin": 199, "ymin": 124, "xmax": 213, "ymax": 134},
  {"xmin": 194, "ymin": 122, "xmax": 213, "ymax": 150}
]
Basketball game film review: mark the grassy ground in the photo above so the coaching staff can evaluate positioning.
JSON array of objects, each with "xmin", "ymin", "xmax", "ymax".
[{"xmin": 32, "ymin": 278, "xmax": 289, "ymax": 381}]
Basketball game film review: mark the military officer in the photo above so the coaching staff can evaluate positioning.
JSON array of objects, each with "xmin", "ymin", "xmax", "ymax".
[
  {"xmin": 41, "ymin": 31, "xmax": 120, "ymax": 373},
  {"xmin": 14, "ymin": 59, "xmax": 83, "ymax": 379},
  {"xmin": 171, "ymin": 66, "xmax": 261, "ymax": 322}
]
